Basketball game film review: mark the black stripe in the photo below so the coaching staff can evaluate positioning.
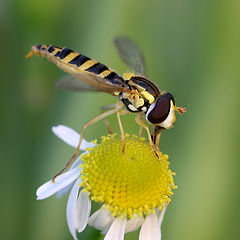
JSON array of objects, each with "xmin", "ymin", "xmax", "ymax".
[
  {"xmin": 68, "ymin": 54, "xmax": 90, "ymax": 67},
  {"xmin": 85, "ymin": 63, "xmax": 108, "ymax": 74},
  {"xmin": 48, "ymin": 46, "xmax": 55, "ymax": 53},
  {"xmin": 105, "ymin": 72, "xmax": 117, "ymax": 82},
  {"xmin": 54, "ymin": 50, "xmax": 60, "ymax": 57},
  {"xmin": 105, "ymin": 72, "xmax": 125, "ymax": 86},
  {"xmin": 36, "ymin": 45, "xmax": 41, "ymax": 50},
  {"xmin": 58, "ymin": 48, "xmax": 73, "ymax": 59}
]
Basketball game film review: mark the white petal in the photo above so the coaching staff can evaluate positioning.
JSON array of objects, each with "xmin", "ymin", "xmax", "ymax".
[
  {"xmin": 139, "ymin": 214, "xmax": 161, "ymax": 240},
  {"xmin": 66, "ymin": 178, "xmax": 81, "ymax": 240},
  {"xmin": 56, "ymin": 157, "xmax": 83, "ymax": 198},
  {"xmin": 88, "ymin": 207, "xmax": 114, "ymax": 232},
  {"xmin": 74, "ymin": 191, "xmax": 91, "ymax": 232},
  {"xmin": 158, "ymin": 205, "xmax": 167, "ymax": 226},
  {"xmin": 56, "ymin": 182, "xmax": 74, "ymax": 198},
  {"xmin": 125, "ymin": 215, "xmax": 144, "ymax": 233},
  {"xmin": 36, "ymin": 167, "xmax": 81, "ymax": 200},
  {"xmin": 70, "ymin": 156, "xmax": 83, "ymax": 170},
  {"xmin": 52, "ymin": 125, "xmax": 95, "ymax": 149},
  {"xmin": 104, "ymin": 217, "xmax": 127, "ymax": 240}
]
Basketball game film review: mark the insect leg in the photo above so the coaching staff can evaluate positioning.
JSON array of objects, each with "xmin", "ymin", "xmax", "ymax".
[
  {"xmin": 138, "ymin": 126, "xmax": 143, "ymax": 137},
  {"xmin": 136, "ymin": 113, "xmax": 145, "ymax": 137},
  {"xmin": 152, "ymin": 126, "xmax": 164, "ymax": 151},
  {"xmin": 135, "ymin": 112, "xmax": 145, "ymax": 137},
  {"xmin": 135, "ymin": 113, "xmax": 159, "ymax": 158},
  {"xmin": 116, "ymin": 111, "xmax": 125, "ymax": 154},
  {"xmin": 103, "ymin": 118, "xmax": 113, "ymax": 134},
  {"xmin": 116, "ymin": 109, "xmax": 129, "ymax": 153},
  {"xmin": 101, "ymin": 104, "xmax": 116, "ymax": 111},
  {"xmin": 100, "ymin": 104, "xmax": 116, "ymax": 134},
  {"xmin": 52, "ymin": 102, "xmax": 124, "ymax": 182}
]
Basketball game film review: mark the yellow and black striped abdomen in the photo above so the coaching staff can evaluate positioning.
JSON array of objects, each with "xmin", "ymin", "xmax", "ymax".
[{"xmin": 26, "ymin": 44, "xmax": 124, "ymax": 85}]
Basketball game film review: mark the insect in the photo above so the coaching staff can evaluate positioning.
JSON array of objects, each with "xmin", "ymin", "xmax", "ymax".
[{"xmin": 26, "ymin": 37, "xmax": 186, "ymax": 181}]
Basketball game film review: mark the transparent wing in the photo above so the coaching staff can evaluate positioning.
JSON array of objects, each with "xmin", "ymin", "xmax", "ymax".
[
  {"xmin": 56, "ymin": 75, "xmax": 100, "ymax": 92},
  {"xmin": 56, "ymin": 71, "xmax": 129, "ymax": 95},
  {"xmin": 114, "ymin": 36, "xmax": 146, "ymax": 76}
]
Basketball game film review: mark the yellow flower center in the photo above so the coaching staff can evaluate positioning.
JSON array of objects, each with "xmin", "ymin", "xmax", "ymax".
[{"xmin": 80, "ymin": 135, "xmax": 176, "ymax": 218}]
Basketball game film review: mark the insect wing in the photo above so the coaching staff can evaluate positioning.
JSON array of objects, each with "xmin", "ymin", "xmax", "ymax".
[
  {"xmin": 114, "ymin": 36, "xmax": 146, "ymax": 76},
  {"xmin": 56, "ymin": 75, "xmax": 100, "ymax": 92},
  {"xmin": 57, "ymin": 71, "xmax": 129, "ymax": 95}
]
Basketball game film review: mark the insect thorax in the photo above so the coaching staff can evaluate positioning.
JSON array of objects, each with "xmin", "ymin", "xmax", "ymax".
[
  {"xmin": 119, "ymin": 76, "xmax": 160, "ymax": 113},
  {"xmin": 119, "ymin": 91, "xmax": 148, "ymax": 112}
]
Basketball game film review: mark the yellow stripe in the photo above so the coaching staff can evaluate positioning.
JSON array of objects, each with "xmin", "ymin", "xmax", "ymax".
[
  {"xmin": 61, "ymin": 52, "xmax": 79, "ymax": 63},
  {"xmin": 51, "ymin": 48, "xmax": 61, "ymax": 55},
  {"xmin": 99, "ymin": 69, "xmax": 112, "ymax": 77},
  {"xmin": 80, "ymin": 59, "xmax": 97, "ymax": 70},
  {"xmin": 123, "ymin": 72, "xmax": 135, "ymax": 80}
]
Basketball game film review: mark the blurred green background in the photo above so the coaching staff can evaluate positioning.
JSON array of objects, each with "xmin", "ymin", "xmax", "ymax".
[{"xmin": 1, "ymin": 0, "xmax": 239, "ymax": 239}]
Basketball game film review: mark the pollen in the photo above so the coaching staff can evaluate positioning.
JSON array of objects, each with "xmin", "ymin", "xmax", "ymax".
[{"xmin": 80, "ymin": 135, "xmax": 176, "ymax": 218}]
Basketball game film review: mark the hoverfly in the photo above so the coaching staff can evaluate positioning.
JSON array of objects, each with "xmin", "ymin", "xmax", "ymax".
[{"xmin": 26, "ymin": 37, "xmax": 185, "ymax": 181}]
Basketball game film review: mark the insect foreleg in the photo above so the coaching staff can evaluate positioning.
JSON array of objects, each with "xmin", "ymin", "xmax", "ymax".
[
  {"xmin": 135, "ymin": 113, "xmax": 159, "ymax": 158},
  {"xmin": 52, "ymin": 102, "xmax": 124, "ymax": 182},
  {"xmin": 152, "ymin": 126, "xmax": 164, "ymax": 151}
]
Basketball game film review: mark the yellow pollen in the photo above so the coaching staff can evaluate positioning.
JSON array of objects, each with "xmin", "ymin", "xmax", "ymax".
[{"xmin": 80, "ymin": 135, "xmax": 176, "ymax": 218}]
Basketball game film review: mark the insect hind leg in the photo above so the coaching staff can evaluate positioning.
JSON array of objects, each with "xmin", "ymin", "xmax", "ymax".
[{"xmin": 52, "ymin": 102, "xmax": 124, "ymax": 182}]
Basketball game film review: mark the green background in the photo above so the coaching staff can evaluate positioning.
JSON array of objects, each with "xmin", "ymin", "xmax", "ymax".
[{"xmin": 1, "ymin": 0, "xmax": 239, "ymax": 239}]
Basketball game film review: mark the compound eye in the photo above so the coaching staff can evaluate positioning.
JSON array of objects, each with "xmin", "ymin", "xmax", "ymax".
[{"xmin": 146, "ymin": 93, "xmax": 172, "ymax": 124}]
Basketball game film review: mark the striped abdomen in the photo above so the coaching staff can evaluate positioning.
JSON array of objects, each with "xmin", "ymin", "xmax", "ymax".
[{"xmin": 26, "ymin": 44, "xmax": 124, "ymax": 86}]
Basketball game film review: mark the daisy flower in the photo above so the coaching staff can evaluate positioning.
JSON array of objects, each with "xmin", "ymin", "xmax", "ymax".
[{"xmin": 36, "ymin": 125, "xmax": 176, "ymax": 240}]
